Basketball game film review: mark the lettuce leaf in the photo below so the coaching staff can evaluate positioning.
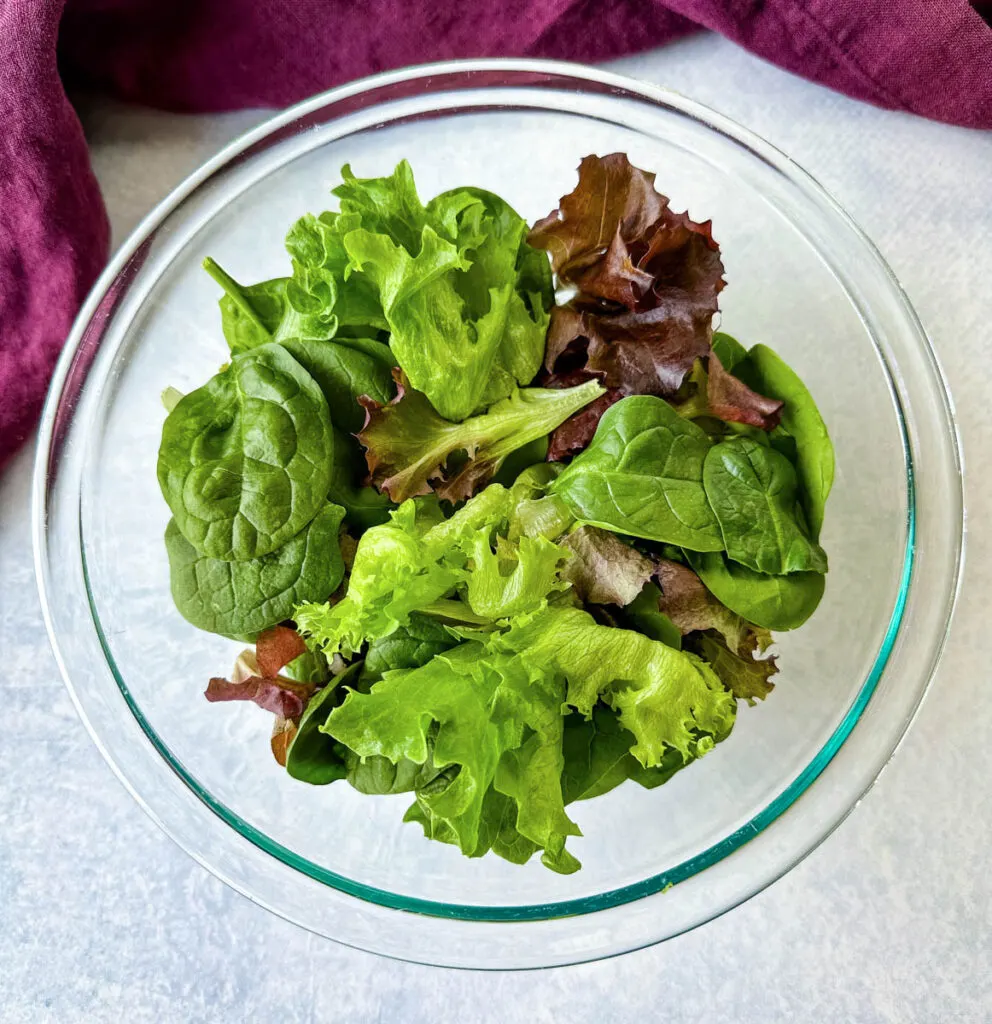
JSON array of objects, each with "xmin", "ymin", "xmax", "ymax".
[
  {"xmin": 323, "ymin": 643, "xmax": 581, "ymax": 871},
  {"xmin": 339, "ymin": 164, "xmax": 553, "ymax": 421},
  {"xmin": 357, "ymin": 377, "xmax": 604, "ymax": 503},
  {"xmin": 529, "ymin": 154, "xmax": 726, "ymax": 458},
  {"xmin": 295, "ymin": 483, "xmax": 568, "ymax": 656},
  {"xmin": 558, "ymin": 526, "xmax": 654, "ymax": 606},
  {"xmin": 495, "ymin": 606, "xmax": 736, "ymax": 767}
]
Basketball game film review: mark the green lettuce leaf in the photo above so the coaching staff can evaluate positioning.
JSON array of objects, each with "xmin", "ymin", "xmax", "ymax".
[
  {"xmin": 295, "ymin": 482, "xmax": 571, "ymax": 657},
  {"xmin": 494, "ymin": 605, "xmax": 736, "ymax": 768},
  {"xmin": 340, "ymin": 165, "xmax": 553, "ymax": 421},
  {"xmin": 358, "ymin": 379, "xmax": 604, "ymax": 503},
  {"xmin": 284, "ymin": 210, "xmax": 387, "ymax": 336},
  {"xmin": 689, "ymin": 632, "xmax": 778, "ymax": 705},
  {"xmin": 323, "ymin": 643, "xmax": 581, "ymax": 871}
]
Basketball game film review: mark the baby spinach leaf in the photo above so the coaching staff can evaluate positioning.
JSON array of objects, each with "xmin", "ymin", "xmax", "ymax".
[
  {"xmin": 280, "ymin": 335, "xmax": 395, "ymax": 432},
  {"xmin": 711, "ymin": 332, "xmax": 748, "ymax": 372},
  {"xmin": 284, "ymin": 663, "xmax": 357, "ymax": 785},
  {"xmin": 363, "ymin": 613, "xmax": 459, "ymax": 680},
  {"xmin": 739, "ymin": 343, "xmax": 834, "ymax": 539},
  {"xmin": 326, "ymin": 427, "xmax": 395, "ymax": 532},
  {"xmin": 687, "ymin": 551, "xmax": 825, "ymax": 631},
  {"xmin": 703, "ymin": 437, "xmax": 828, "ymax": 575},
  {"xmin": 158, "ymin": 343, "xmax": 335, "ymax": 560},
  {"xmin": 165, "ymin": 502, "xmax": 346, "ymax": 640},
  {"xmin": 552, "ymin": 395, "xmax": 724, "ymax": 550}
]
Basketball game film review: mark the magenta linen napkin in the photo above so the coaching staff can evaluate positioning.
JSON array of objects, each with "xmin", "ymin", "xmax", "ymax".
[{"xmin": 2, "ymin": 0, "xmax": 990, "ymax": 469}]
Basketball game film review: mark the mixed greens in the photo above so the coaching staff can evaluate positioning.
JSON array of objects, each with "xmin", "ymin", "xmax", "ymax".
[{"xmin": 157, "ymin": 154, "xmax": 833, "ymax": 873}]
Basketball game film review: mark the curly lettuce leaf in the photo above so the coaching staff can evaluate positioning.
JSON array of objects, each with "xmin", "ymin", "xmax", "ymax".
[
  {"xmin": 295, "ymin": 484, "xmax": 565, "ymax": 656},
  {"xmin": 323, "ymin": 643, "xmax": 581, "ymax": 871},
  {"xmin": 340, "ymin": 166, "xmax": 552, "ymax": 421},
  {"xmin": 358, "ymin": 377, "xmax": 604, "ymax": 503},
  {"xmin": 495, "ymin": 605, "xmax": 736, "ymax": 767},
  {"xmin": 530, "ymin": 154, "xmax": 726, "ymax": 457},
  {"xmin": 284, "ymin": 210, "xmax": 387, "ymax": 336},
  {"xmin": 689, "ymin": 632, "xmax": 778, "ymax": 706}
]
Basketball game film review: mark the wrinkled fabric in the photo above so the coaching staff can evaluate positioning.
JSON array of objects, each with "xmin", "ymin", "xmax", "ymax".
[{"xmin": 2, "ymin": 0, "xmax": 990, "ymax": 468}]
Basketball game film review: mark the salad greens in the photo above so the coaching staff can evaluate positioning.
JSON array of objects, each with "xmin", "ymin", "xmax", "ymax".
[{"xmin": 157, "ymin": 155, "xmax": 834, "ymax": 874}]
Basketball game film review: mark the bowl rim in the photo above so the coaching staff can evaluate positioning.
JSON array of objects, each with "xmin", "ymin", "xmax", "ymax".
[{"xmin": 33, "ymin": 57, "xmax": 965, "ymax": 967}]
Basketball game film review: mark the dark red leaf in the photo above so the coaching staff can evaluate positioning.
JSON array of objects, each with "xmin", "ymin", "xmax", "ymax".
[
  {"xmin": 204, "ymin": 675, "xmax": 316, "ymax": 719},
  {"xmin": 706, "ymin": 353, "xmax": 783, "ymax": 430},
  {"xmin": 530, "ymin": 154, "xmax": 726, "ymax": 457},
  {"xmin": 546, "ymin": 386, "xmax": 624, "ymax": 462},
  {"xmin": 529, "ymin": 153, "xmax": 669, "ymax": 285}
]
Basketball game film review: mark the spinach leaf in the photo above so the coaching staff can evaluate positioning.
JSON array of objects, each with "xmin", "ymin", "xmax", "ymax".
[
  {"xmin": 687, "ymin": 551, "xmax": 825, "ymax": 631},
  {"xmin": 363, "ymin": 613, "xmax": 458, "ymax": 680},
  {"xmin": 281, "ymin": 335, "xmax": 395, "ymax": 432},
  {"xmin": 711, "ymin": 331, "xmax": 748, "ymax": 372},
  {"xmin": 158, "ymin": 343, "xmax": 335, "ymax": 560},
  {"xmin": 552, "ymin": 395, "xmax": 724, "ymax": 551},
  {"xmin": 284, "ymin": 663, "xmax": 356, "ymax": 785},
  {"xmin": 326, "ymin": 427, "xmax": 394, "ymax": 532},
  {"xmin": 620, "ymin": 583, "xmax": 683, "ymax": 649},
  {"xmin": 561, "ymin": 708, "xmax": 635, "ymax": 803},
  {"xmin": 165, "ymin": 502, "xmax": 346, "ymax": 640},
  {"xmin": 703, "ymin": 437, "xmax": 828, "ymax": 575},
  {"xmin": 739, "ymin": 344, "xmax": 834, "ymax": 539}
]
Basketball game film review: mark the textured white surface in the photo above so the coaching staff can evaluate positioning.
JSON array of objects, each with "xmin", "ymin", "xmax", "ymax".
[{"xmin": 2, "ymin": 35, "xmax": 990, "ymax": 1023}]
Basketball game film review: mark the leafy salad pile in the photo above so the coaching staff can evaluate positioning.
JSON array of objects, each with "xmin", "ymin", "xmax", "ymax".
[{"xmin": 157, "ymin": 154, "xmax": 834, "ymax": 873}]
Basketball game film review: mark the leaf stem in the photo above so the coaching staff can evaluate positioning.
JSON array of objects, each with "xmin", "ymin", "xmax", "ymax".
[{"xmin": 202, "ymin": 257, "xmax": 272, "ymax": 340}]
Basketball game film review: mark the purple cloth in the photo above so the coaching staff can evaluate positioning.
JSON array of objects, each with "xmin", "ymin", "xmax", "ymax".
[{"xmin": 2, "ymin": 0, "xmax": 990, "ymax": 469}]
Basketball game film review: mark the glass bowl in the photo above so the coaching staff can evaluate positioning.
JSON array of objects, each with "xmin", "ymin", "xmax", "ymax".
[{"xmin": 33, "ymin": 60, "xmax": 964, "ymax": 969}]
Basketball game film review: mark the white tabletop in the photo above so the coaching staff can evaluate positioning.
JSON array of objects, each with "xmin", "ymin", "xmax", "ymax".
[{"xmin": 3, "ymin": 35, "xmax": 990, "ymax": 1023}]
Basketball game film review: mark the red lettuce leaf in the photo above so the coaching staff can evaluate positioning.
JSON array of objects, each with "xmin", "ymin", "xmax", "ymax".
[
  {"xmin": 204, "ymin": 674, "xmax": 316, "ymax": 719},
  {"xmin": 559, "ymin": 526, "xmax": 655, "ymax": 606},
  {"xmin": 706, "ymin": 352, "xmax": 783, "ymax": 430},
  {"xmin": 654, "ymin": 558, "xmax": 771, "ymax": 657},
  {"xmin": 205, "ymin": 637, "xmax": 315, "ymax": 721},
  {"xmin": 529, "ymin": 154, "xmax": 669, "ymax": 287},
  {"xmin": 255, "ymin": 625, "xmax": 308, "ymax": 679},
  {"xmin": 531, "ymin": 154, "xmax": 726, "ymax": 459}
]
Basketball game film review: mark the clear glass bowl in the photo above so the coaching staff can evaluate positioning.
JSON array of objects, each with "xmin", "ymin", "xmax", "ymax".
[{"xmin": 33, "ymin": 60, "xmax": 964, "ymax": 969}]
